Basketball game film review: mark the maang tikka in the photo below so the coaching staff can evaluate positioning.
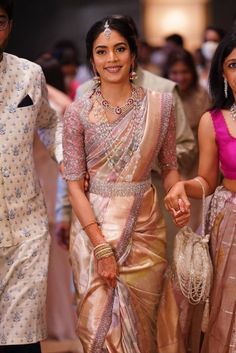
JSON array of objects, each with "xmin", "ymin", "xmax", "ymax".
[{"xmin": 104, "ymin": 20, "xmax": 112, "ymax": 39}]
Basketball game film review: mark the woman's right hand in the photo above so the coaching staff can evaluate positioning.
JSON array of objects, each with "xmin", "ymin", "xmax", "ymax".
[{"xmin": 97, "ymin": 254, "xmax": 118, "ymax": 288}]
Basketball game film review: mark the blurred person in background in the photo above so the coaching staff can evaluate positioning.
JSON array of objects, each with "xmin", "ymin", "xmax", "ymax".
[
  {"xmin": 151, "ymin": 33, "xmax": 184, "ymax": 74},
  {"xmin": 196, "ymin": 25, "xmax": 226, "ymax": 90},
  {"xmin": 35, "ymin": 54, "xmax": 76, "ymax": 342},
  {"xmin": 162, "ymin": 48, "xmax": 211, "ymax": 231},
  {"xmin": 52, "ymin": 39, "xmax": 91, "ymax": 100}
]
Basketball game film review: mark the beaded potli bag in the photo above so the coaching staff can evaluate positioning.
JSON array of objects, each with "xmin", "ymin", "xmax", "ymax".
[{"xmin": 172, "ymin": 177, "xmax": 213, "ymax": 332}]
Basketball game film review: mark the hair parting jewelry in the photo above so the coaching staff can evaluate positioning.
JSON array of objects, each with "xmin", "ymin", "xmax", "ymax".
[
  {"xmin": 224, "ymin": 77, "xmax": 228, "ymax": 98},
  {"xmin": 104, "ymin": 20, "xmax": 112, "ymax": 39}
]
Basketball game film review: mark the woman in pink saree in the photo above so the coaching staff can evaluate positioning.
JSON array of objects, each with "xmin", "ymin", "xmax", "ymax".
[
  {"xmin": 63, "ymin": 16, "xmax": 189, "ymax": 353},
  {"xmin": 165, "ymin": 32, "xmax": 236, "ymax": 353}
]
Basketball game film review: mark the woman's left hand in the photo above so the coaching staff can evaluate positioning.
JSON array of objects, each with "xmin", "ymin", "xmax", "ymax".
[
  {"xmin": 164, "ymin": 181, "xmax": 191, "ymax": 227},
  {"xmin": 170, "ymin": 199, "xmax": 190, "ymax": 227}
]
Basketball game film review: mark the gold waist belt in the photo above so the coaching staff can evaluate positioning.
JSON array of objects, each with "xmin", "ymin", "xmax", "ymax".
[{"xmin": 89, "ymin": 178, "xmax": 151, "ymax": 197}]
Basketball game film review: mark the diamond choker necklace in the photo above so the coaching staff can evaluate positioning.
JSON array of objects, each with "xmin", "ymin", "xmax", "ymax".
[
  {"xmin": 95, "ymin": 86, "xmax": 138, "ymax": 116},
  {"xmin": 230, "ymin": 102, "xmax": 236, "ymax": 121}
]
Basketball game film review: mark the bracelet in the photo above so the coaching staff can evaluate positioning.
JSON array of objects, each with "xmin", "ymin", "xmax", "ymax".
[
  {"xmin": 96, "ymin": 251, "xmax": 114, "ymax": 260},
  {"xmin": 94, "ymin": 242, "xmax": 114, "ymax": 260},
  {"xmin": 82, "ymin": 221, "xmax": 99, "ymax": 231}
]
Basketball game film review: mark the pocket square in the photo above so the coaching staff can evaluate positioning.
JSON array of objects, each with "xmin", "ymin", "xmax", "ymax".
[{"xmin": 17, "ymin": 94, "xmax": 33, "ymax": 108}]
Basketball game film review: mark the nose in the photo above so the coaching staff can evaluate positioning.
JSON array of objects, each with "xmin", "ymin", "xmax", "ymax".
[{"xmin": 107, "ymin": 50, "xmax": 118, "ymax": 62}]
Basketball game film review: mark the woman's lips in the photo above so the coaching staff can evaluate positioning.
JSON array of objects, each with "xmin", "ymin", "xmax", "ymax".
[{"xmin": 105, "ymin": 66, "xmax": 122, "ymax": 73}]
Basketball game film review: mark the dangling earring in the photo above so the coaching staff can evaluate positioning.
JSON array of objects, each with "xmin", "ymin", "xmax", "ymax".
[
  {"xmin": 92, "ymin": 64, "xmax": 101, "ymax": 85},
  {"xmin": 224, "ymin": 77, "xmax": 228, "ymax": 98},
  {"xmin": 93, "ymin": 74, "xmax": 101, "ymax": 85},
  {"xmin": 129, "ymin": 66, "xmax": 138, "ymax": 82}
]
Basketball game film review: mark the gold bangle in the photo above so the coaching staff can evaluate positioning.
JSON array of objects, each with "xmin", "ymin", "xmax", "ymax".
[
  {"xmin": 96, "ymin": 250, "xmax": 114, "ymax": 260},
  {"xmin": 82, "ymin": 221, "xmax": 99, "ymax": 231},
  {"xmin": 94, "ymin": 244, "xmax": 113, "ymax": 257},
  {"xmin": 94, "ymin": 242, "xmax": 109, "ymax": 251},
  {"xmin": 95, "ymin": 248, "xmax": 113, "ymax": 257}
]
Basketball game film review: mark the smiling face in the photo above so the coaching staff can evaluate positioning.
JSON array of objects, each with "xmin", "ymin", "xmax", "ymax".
[
  {"xmin": 223, "ymin": 47, "xmax": 236, "ymax": 98},
  {"xmin": 0, "ymin": 6, "xmax": 12, "ymax": 59},
  {"xmin": 91, "ymin": 29, "xmax": 134, "ymax": 85}
]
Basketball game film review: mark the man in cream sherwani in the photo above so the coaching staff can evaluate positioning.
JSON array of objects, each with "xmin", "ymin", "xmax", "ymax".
[{"xmin": 0, "ymin": 1, "xmax": 62, "ymax": 353}]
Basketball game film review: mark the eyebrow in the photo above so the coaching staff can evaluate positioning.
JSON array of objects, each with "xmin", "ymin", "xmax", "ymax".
[
  {"xmin": 94, "ymin": 41, "xmax": 127, "ymax": 50},
  {"xmin": 224, "ymin": 58, "xmax": 236, "ymax": 64}
]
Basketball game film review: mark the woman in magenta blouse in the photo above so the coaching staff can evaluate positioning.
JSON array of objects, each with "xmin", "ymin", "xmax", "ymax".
[{"xmin": 165, "ymin": 31, "xmax": 236, "ymax": 353}]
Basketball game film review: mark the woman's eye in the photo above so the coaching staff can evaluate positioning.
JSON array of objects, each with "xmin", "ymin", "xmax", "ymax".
[
  {"xmin": 228, "ymin": 62, "xmax": 236, "ymax": 68},
  {"xmin": 96, "ymin": 49, "xmax": 106, "ymax": 55},
  {"xmin": 116, "ymin": 46, "xmax": 126, "ymax": 53}
]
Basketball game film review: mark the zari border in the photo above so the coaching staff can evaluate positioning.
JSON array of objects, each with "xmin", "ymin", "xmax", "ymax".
[{"xmin": 90, "ymin": 288, "xmax": 115, "ymax": 353}]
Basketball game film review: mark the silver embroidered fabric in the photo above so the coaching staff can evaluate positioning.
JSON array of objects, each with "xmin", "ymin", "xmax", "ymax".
[{"xmin": 89, "ymin": 178, "xmax": 151, "ymax": 197}]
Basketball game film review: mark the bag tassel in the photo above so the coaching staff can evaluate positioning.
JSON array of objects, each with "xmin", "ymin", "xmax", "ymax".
[{"xmin": 201, "ymin": 298, "xmax": 210, "ymax": 333}]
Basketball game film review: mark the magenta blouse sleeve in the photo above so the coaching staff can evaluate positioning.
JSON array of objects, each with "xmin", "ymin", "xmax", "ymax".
[
  {"xmin": 158, "ymin": 104, "xmax": 178, "ymax": 172},
  {"xmin": 63, "ymin": 101, "xmax": 86, "ymax": 180}
]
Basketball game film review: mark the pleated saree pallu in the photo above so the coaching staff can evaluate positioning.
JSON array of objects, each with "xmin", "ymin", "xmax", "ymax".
[{"xmin": 63, "ymin": 87, "xmax": 178, "ymax": 353}]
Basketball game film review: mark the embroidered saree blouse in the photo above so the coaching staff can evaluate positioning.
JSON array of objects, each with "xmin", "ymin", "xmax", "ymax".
[{"xmin": 63, "ymin": 88, "xmax": 177, "ymax": 184}]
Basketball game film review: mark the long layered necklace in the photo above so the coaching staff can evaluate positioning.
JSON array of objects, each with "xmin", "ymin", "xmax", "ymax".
[
  {"xmin": 93, "ymin": 85, "xmax": 146, "ymax": 181},
  {"xmin": 230, "ymin": 102, "xmax": 236, "ymax": 121}
]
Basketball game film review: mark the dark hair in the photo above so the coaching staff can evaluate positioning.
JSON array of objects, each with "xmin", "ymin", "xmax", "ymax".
[
  {"xmin": 36, "ymin": 54, "xmax": 66, "ymax": 93},
  {"xmin": 209, "ymin": 31, "xmax": 236, "ymax": 110},
  {"xmin": 0, "ymin": 0, "xmax": 14, "ymax": 20},
  {"xmin": 165, "ymin": 33, "xmax": 184, "ymax": 47},
  {"xmin": 162, "ymin": 48, "xmax": 198, "ymax": 89},
  {"xmin": 86, "ymin": 16, "xmax": 138, "ymax": 71},
  {"xmin": 204, "ymin": 26, "xmax": 226, "ymax": 42},
  {"xmin": 53, "ymin": 39, "xmax": 79, "ymax": 66}
]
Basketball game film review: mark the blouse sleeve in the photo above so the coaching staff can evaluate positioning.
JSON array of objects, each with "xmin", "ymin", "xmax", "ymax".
[
  {"xmin": 63, "ymin": 101, "xmax": 86, "ymax": 180},
  {"xmin": 158, "ymin": 103, "xmax": 178, "ymax": 173}
]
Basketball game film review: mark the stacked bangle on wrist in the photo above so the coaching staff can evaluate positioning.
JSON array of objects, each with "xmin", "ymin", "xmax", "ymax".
[{"xmin": 94, "ymin": 242, "xmax": 114, "ymax": 260}]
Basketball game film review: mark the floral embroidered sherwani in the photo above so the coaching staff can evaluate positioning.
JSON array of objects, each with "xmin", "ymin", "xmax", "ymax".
[{"xmin": 0, "ymin": 52, "xmax": 62, "ymax": 345}]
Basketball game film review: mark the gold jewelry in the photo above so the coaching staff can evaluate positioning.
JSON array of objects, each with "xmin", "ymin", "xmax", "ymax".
[
  {"xmin": 93, "ymin": 74, "xmax": 101, "ymax": 85},
  {"xmin": 129, "ymin": 70, "xmax": 138, "ymax": 82},
  {"xmin": 94, "ymin": 242, "xmax": 114, "ymax": 260},
  {"xmin": 82, "ymin": 221, "xmax": 99, "ymax": 231},
  {"xmin": 96, "ymin": 251, "xmax": 114, "ymax": 260}
]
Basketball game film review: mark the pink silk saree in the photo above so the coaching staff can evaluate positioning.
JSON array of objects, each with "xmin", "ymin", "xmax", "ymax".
[{"xmin": 63, "ymin": 88, "xmax": 183, "ymax": 353}]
